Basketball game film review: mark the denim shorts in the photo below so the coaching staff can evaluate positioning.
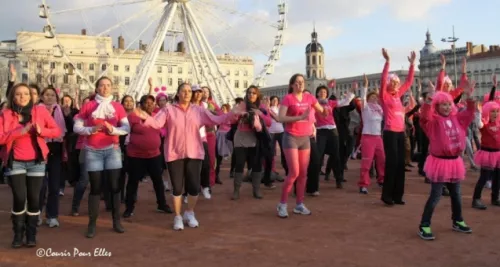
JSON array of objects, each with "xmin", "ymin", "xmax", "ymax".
[
  {"xmin": 6, "ymin": 161, "xmax": 46, "ymax": 177},
  {"xmin": 85, "ymin": 146, "xmax": 122, "ymax": 172}
]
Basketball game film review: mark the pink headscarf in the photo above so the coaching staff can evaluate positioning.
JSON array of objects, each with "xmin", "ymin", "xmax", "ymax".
[
  {"xmin": 156, "ymin": 93, "xmax": 168, "ymax": 103},
  {"xmin": 387, "ymin": 73, "xmax": 400, "ymax": 83},
  {"xmin": 481, "ymin": 101, "xmax": 500, "ymax": 123}
]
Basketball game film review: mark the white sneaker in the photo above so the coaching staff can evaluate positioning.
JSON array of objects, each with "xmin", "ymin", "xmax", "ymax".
[
  {"xmin": 59, "ymin": 190, "xmax": 64, "ymax": 196},
  {"xmin": 202, "ymin": 187, "xmax": 211, "ymax": 199},
  {"xmin": 46, "ymin": 218, "xmax": 60, "ymax": 228},
  {"xmin": 277, "ymin": 203, "xmax": 288, "ymax": 218},
  {"xmin": 183, "ymin": 196, "xmax": 188, "ymax": 204},
  {"xmin": 173, "ymin": 215, "xmax": 184, "ymax": 231},
  {"xmin": 486, "ymin": 180, "xmax": 492, "ymax": 189},
  {"xmin": 182, "ymin": 211, "xmax": 199, "ymax": 228},
  {"xmin": 293, "ymin": 204, "xmax": 312, "ymax": 215}
]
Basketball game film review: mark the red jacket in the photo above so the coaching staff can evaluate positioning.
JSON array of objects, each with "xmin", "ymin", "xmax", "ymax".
[{"xmin": 0, "ymin": 105, "xmax": 62, "ymax": 165}]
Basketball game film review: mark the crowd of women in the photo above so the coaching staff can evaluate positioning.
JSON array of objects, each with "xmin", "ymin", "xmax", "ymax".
[{"xmin": 1, "ymin": 47, "xmax": 499, "ymax": 249}]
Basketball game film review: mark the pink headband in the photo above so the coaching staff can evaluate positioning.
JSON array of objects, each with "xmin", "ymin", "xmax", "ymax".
[{"xmin": 387, "ymin": 73, "xmax": 400, "ymax": 83}]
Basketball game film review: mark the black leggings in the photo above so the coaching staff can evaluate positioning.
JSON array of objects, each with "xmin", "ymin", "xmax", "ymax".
[
  {"xmin": 40, "ymin": 142, "xmax": 63, "ymax": 219},
  {"xmin": 10, "ymin": 174, "xmax": 43, "ymax": 214},
  {"xmin": 317, "ymin": 128, "xmax": 342, "ymax": 182},
  {"xmin": 382, "ymin": 131, "xmax": 406, "ymax": 202},
  {"xmin": 168, "ymin": 159, "xmax": 202, "ymax": 196},
  {"xmin": 126, "ymin": 156, "xmax": 166, "ymax": 211},
  {"xmin": 272, "ymin": 132, "xmax": 288, "ymax": 175},
  {"xmin": 88, "ymin": 169, "xmax": 121, "ymax": 197},
  {"xmin": 234, "ymin": 146, "xmax": 262, "ymax": 173},
  {"xmin": 306, "ymin": 137, "xmax": 321, "ymax": 193},
  {"xmin": 473, "ymin": 168, "xmax": 500, "ymax": 201}
]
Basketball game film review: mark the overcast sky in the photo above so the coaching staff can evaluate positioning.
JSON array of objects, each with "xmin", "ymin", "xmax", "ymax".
[{"xmin": 0, "ymin": 0, "xmax": 499, "ymax": 86}]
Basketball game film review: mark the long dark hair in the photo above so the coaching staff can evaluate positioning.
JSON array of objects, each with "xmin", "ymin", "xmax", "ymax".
[
  {"xmin": 121, "ymin": 95, "xmax": 134, "ymax": 105},
  {"xmin": 61, "ymin": 94, "xmax": 75, "ymax": 109},
  {"xmin": 288, "ymin": 74, "xmax": 305, "ymax": 94},
  {"xmin": 244, "ymin": 85, "xmax": 262, "ymax": 111},
  {"xmin": 41, "ymin": 87, "xmax": 60, "ymax": 103},
  {"xmin": 7, "ymin": 83, "xmax": 35, "ymax": 109}
]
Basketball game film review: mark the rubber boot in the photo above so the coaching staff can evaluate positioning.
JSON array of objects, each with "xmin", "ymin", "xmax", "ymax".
[
  {"xmin": 11, "ymin": 213, "xmax": 25, "ymax": 248},
  {"xmin": 86, "ymin": 194, "xmax": 100, "ymax": 238},
  {"xmin": 231, "ymin": 173, "xmax": 243, "ymax": 200},
  {"xmin": 25, "ymin": 213, "xmax": 38, "ymax": 247},
  {"xmin": 111, "ymin": 192, "xmax": 125, "ymax": 233},
  {"xmin": 251, "ymin": 172, "xmax": 263, "ymax": 199}
]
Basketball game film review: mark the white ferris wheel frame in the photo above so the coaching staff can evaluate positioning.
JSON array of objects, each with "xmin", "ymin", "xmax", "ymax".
[{"xmin": 38, "ymin": 0, "xmax": 288, "ymax": 104}]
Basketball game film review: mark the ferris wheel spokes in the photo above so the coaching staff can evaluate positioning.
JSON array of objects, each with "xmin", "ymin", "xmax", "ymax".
[
  {"xmin": 126, "ymin": 2, "xmax": 179, "ymax": 100},
  {"xmin": 50, "ymin": 0, "xmax": 156, "ymax": 15}
]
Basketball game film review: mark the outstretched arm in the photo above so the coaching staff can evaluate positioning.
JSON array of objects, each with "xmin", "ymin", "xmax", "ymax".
[{"xmin": 397, "ymin": 51, "xmax": 416, "ymax": 97}]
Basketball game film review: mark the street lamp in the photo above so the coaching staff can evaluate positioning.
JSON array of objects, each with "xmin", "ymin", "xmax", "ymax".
[{"xmin": 441, "ymin": 25, "xmax": 459, "ymax": 86}]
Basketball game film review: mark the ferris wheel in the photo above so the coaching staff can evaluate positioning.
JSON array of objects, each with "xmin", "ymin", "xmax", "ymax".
[{"xmin": 38, "ymin": 0, "xmax": 288, "ymax": 103}]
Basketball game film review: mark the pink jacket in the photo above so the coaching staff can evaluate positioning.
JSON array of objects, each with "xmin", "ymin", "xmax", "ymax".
[
  {"xmin": 380, "ymin": 62, "xmax": 415, "ymax": 132},
  {"xmin": 420, "ymin": 100, "xmax": 475, "ymax": 157},
  {"xmin": 0, "ymin": 106, "xmax": 62, "ymax": 165},
  {"xmin": 144, "ymin": 103, "xmax": 236, "ymax": 162}
]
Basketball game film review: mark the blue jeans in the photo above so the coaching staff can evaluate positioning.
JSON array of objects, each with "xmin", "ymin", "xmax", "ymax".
[
  {"xmin": 85, "ymin": 146, "xmax": 122, "ymax": 172},
  {"xmin": 6, "ymin": 161, "xmax": 46, "ymax": 177},
  {"xmin": 420, "ymin": 182, "xmax": 463, "ymax": 226},
  {"xmin": 6, "ymin": 161, "xmax": 46, "ymax": 215}
]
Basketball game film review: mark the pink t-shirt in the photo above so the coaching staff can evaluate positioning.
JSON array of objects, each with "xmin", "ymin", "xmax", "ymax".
[
  {"xmin": 75, "ymin": 100, "xmax": 127, "ymax": 149},
  {"xmin": 281, "ymin": 93, "xmax": 318, "ymax": 137},
  {"xmin": 315, "ymin": 100, "xmax": 337, "ymax": 127}
]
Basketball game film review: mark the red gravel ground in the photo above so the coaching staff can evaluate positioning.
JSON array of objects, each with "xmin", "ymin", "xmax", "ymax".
[{"xmin": 0, "ymin": 159, "xmax": 499, "ymax": 267}]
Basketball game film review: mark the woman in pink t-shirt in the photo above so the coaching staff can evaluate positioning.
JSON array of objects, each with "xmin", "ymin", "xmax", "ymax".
[
  {"xmin": 74, "ymin": 77, "xmax": 130, "ymax": 238},
  {"xmin": 276, "ymin": 74, "xmax": 328, "ymax": 218},
  {"xmin": 379, "ymin": 48, "xmax": 416, "ymax": 206}
]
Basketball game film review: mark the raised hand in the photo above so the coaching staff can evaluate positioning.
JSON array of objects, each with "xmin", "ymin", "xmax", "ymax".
[
  {"xmin": 427, "ymin": 81, "xmax": 436, "ymax": 101},
  {"xmin": 363, "ymin": 74, "xmax": 368, "ymax": 88},
  {"xmin": 9, "ymin": 63, "xmax": 16, "ymax": 81},
  {"xmin": 417, "ymin": 78, "xmax": 422, "ymax": 93},
  {"xmin": 231, "ymin": 103, "xmax": 246, "ymax": 115},
  {"xmin": 408, "ymin": 51, "xmax": 416, "ymax": 65},
  {"xmin": 440, "ymin": 54, "xmax": 446, "ymax": 69},
  {"xmin": 463, "ymin": 79, "xmax": 476, "ymax": 97},
  {"xmin": 352, "ymin": 81, "xmax": 358, "ymax": 92},
  {"xmin": 148, "ymin": 77, "xmax": 153, "ymax": 87},
  {"xmin": 382, "ymin": 48, "xmax": 390, "ymax": 62}
]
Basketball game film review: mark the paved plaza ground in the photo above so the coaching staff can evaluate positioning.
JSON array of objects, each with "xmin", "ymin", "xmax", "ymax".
[{"xmin": 0, "ymin": 159, "xmax": 499, "ymax": 267}]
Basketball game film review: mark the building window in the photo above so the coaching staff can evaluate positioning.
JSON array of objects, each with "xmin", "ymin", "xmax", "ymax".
[
  {"xmin": 312, "ymin": 70, "xmax": 316, "ymax": 77},
  {"xmin": 22, "ymin": 61, "xmax": 28, "ymax": 68},
  {"xmin": 21, "ymin": 73, "xmax": 28, "ymax": 83},
  {"xmin": 113, "ymin": 76, "xmax": 119, "ymax": 85},
  {"xmin": 235, "ymin": 80, "xmax": 239, "ymax": 88},
  {"xmin": 235, "ymin": 70, "xmax": 240, "ymax": 76},
  {"xmin": 89, "ymin": 63, "xmax": 95, "ymax": 71},
  {"xmin": 125, "ymin": 65, "xmax": 130, "ymax": 72},
  {"xmin": 89, "ymin": 75, "xmax": 95, "ymax": 83},
  {"xmin": 312, "ymin": 56, "xmax": 316, "ymax": 65},
  {"xmin": 50, "ymin": 62, "xmax": 56, "ymax": 69},
  {"xmin": 63, "ymin": 63, "xmax": 68, "ymax": 70},
  {"xmin": 178, "ymin": 78, "xmax": 183, "ymax": 85},
  {"xmin": 168, "ymin": 66, "xmax": 172, "ymax": 73},
  {"xmin": 77, "ymin": 76, "xmax": 82, "ymax": 84},
  {"xmin": 63, "ymin": 74, "xmax": 69, "ymax": 84},
  {"xmin": 243, "ymin": 81, "xmax": 248, "ymax": 88},
  {"xmin": 125, "ymin": 77, "xmax": 130, "ymax": 85},
  {"xmin": 319, "ymin": 55, "xmax": 322, "ymax": 65},
  {"xmin": 319, "ymin": 70, "xmax": 322, "ymax": 78},
  {"xmin": 77, "ymin": 63, "xmax": 82, "ymax": 70},
  {"xmin": 114, "ymin": 65, "xmax": 119, "ymax": 71},
  {"xmin": 157, "ymin": 66, "xmax": 162, "ymax": 73},
  {"xmin": 101, "ymin": 64, "xmax": 107, "ymax": 71},
  {"xmin": 36, "ymin": 74, "xmax": 43, "ymax": 83},
  {"xmin": 307, "ymin": 56, "xmax": 310, "ymax": 65},
  {"xmin": 50, "ymin": 75, "xmax": 56, "ymax": 84},
  {"xmin": 36, "ymin": 62, "xmax": 43, "ymax": 69},
  {"xmin": 178, "ymin": 67, "xmax": 182, "ymax": 74},
  {"xmin": 168, "ymin": 78, "xmax": 173, "ymax": 86}
]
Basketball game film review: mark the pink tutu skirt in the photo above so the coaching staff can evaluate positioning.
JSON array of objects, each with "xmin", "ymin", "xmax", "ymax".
[
  {"xmin": 474, "ymin": 150, "xmax": 500, "ymax": 169},
  {"xmin": 424, "ymin": 155, "xmax": 465, "ymax": 183}
]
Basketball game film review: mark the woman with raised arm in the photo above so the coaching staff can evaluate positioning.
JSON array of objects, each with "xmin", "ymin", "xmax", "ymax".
[
  {"xmin": 417, "ymin": 80, "xmax": 476, "ymax": 240},
  {"xmin": 276, "ymin": 74, "xmax": 328, "ymax": 218},
  {"xmin": 436, "ymin": 54, "xmax": 468, "ymax": 100},
  {"xmin": 313, "ymin": 84, "xmax": 355, "ymax": 192},
  {"xmin": 73, "ymin": 77, "xmax": 130, "ymax": 238},
  {"xmin": 135, "ymin": 83, "xmax": 242, "ymax": 230},
  {"xmin": 358, "ymin": 74, "xmax": 385, "ymax": 194},
  {"xmin": 379, "ymin": 48, "xmax": 416, "ymax": 206},
  {"xmin": 1, "ymin": 83, "xmax": 61, "ymax": 248}
]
